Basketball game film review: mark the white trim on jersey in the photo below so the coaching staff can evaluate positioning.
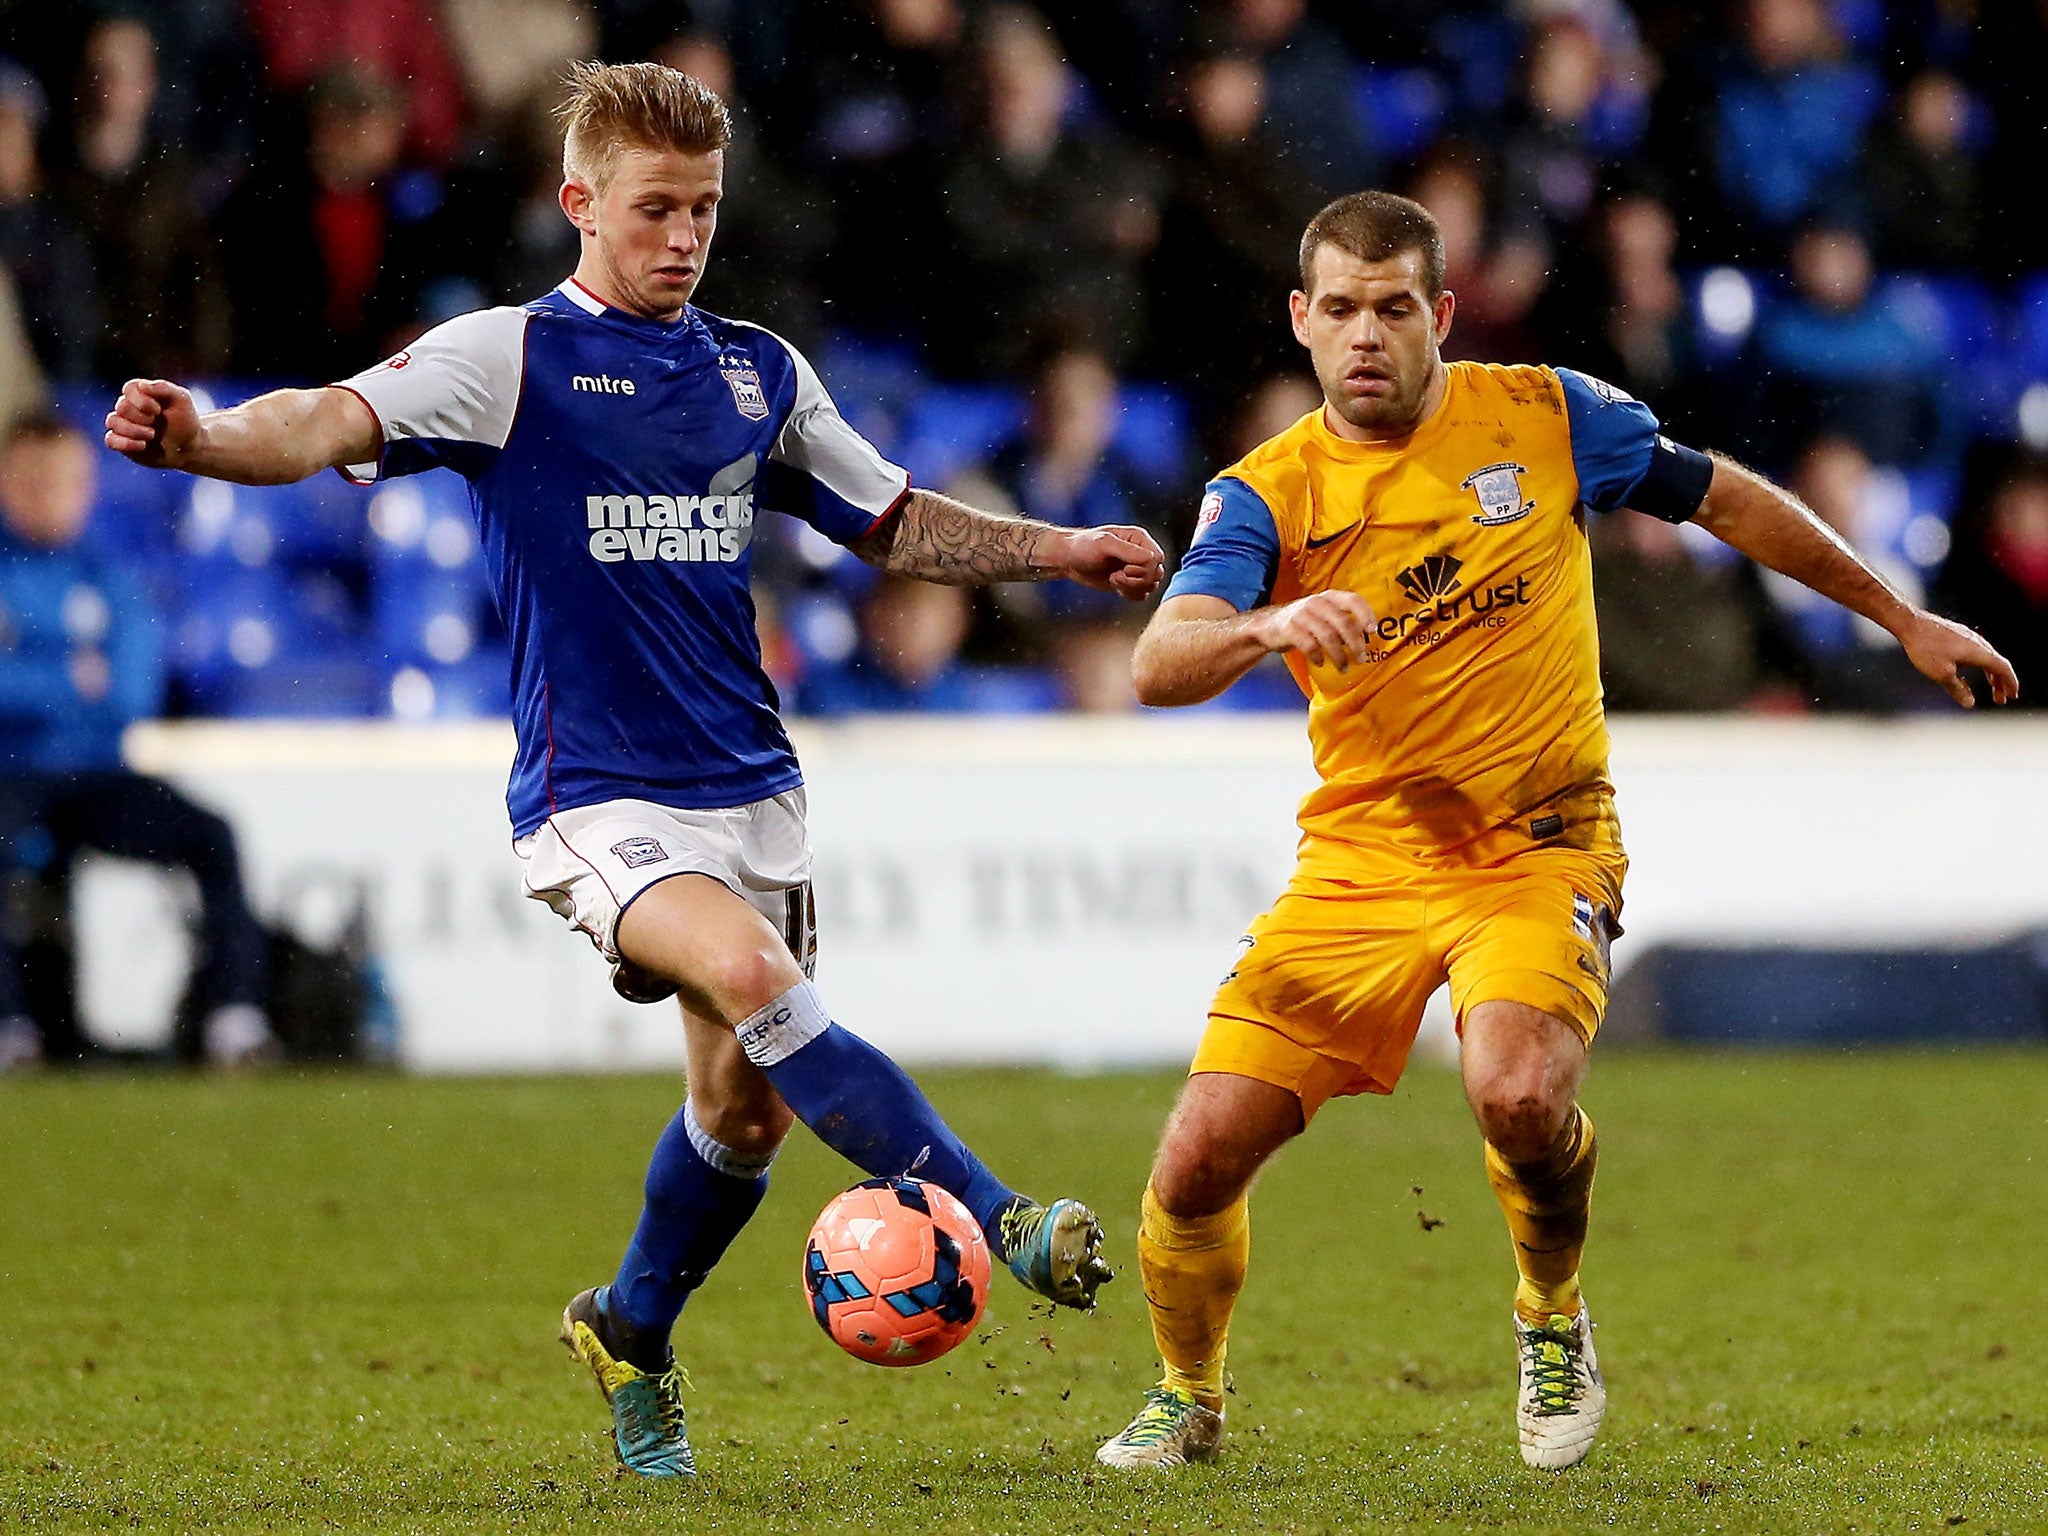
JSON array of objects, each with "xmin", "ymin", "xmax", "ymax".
[
  {"xmin": 336, "ymin": 307, "xmax": 530, "ymax": 482},
  {"xmin": 730, "ymin": 319, "xmax": 912, "ymax": 522},
  {"xmin": 557, "ymin": 278, "xmax": 607, "ymax": 317}
]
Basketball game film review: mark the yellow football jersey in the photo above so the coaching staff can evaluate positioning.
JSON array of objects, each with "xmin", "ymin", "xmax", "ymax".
[{"xmin": 1188, "ymin": 361, "xmax": 1640, "ymax": 875}]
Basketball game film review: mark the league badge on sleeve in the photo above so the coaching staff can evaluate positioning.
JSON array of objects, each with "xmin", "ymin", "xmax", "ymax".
[
  {"xmin": 1462, "ymin": 462, "xmax": 1536, "ymax": 527},
  {"xmin": 722, "ymin": 364, "xmax": 770, "ymax": 422},
  {"xmin": 1192, "ymin": 489, "xmax": 1223, "ymax": 544}
]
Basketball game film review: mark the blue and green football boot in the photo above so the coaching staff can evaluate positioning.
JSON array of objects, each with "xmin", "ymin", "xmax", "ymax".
[
  {"xmin": 996, "ymin": 1198, "xmax": 1114, "ymax": 1310},
  {"xmin": 559, "ymin": 1286, "xmax": 694, "ymax": 1477}
]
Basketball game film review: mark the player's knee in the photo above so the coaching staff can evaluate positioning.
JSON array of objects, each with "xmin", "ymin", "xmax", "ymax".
[
  {"xmin": 1472, "ymin": 1077, "xmax": 1572, "ymax": 1162},
  {"xmin": 1149, "ymin": 1140, "xmax": 1246, "ymax": 1219},
  {"xmin": 700, "ymin": 944, "xmax": 803, "ymax": 1021}
]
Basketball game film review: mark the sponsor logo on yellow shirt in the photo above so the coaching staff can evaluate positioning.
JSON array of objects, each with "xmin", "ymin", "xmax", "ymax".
[{"xmin": 1361, "ymin": 553, "xmax": 1530, "ymax": 657}]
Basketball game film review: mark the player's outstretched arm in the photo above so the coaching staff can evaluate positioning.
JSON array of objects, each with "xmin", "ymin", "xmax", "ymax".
[
  {"xmin": 104, "ymin": 380, "xmax": 382, "ymax": 487},
  {"xmin": 852, "ymin": 488, "xmax": 1164, "ymax": 598},
  {"xmin": 1691, "ymin": 455, "xmax": 2019, "ymax": 707},
  {"xmin": 1132, "ymin": 590, "xmax": 1376, "ymax": 707}
]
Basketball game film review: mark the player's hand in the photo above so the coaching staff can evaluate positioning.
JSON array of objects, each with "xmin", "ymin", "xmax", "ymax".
[
  {"xmin": 1899, "ymin": 610, "xmax": 2019, "ymax": 707},
  {"xmin": 1251, "ymin": 590, "xmax": 1377, "ymax": 670},
  {"xmin": 1056, "ymin": 524, "xmax": 1166, "ymax": 601},
  {"xmin": 104, "ymin": 379, "xmax": 201, "ymax": 468}
]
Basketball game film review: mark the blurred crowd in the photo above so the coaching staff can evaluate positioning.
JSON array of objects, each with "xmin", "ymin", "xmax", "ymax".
[{"xmin": 1, "ymin": 0, "xmax": 2045, "ymax": 725}]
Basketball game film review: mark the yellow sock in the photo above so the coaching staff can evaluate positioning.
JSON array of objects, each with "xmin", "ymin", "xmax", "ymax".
[
  {"xmin": 1137, "ymin": 1181, "xmax": 1249, "ymax": 1412},
  {"xmin": 1485, "ymin": 1107, "xmax": 1597, "ymax": 1323}
]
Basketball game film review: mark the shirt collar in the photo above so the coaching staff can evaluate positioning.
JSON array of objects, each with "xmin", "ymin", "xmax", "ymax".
[{"xmin": 555, "ymin": 279, "xmax": 697, "ymax": 336}]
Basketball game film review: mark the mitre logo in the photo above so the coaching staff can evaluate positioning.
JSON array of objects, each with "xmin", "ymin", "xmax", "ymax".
[{"xmin": 1396, "ymin": 554, "xmax": 1463, "ymax": 604}]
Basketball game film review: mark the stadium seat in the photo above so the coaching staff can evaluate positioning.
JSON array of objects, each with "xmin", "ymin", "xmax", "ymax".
[
  {"xmin": 897, "ymin": 387, "xmax": 1026, "ymax": 489},
  {"xmin": 1902, "ymin": 465, "xmax": 1960, "ymax": 526},
  {"xmin": 232, "ymin": 476, "xmax": 369, "ymax": 566},
  {"xmin": 1585, "ymin": 87, "xmax": 1650, "ymax": 157},
  {"xmin": 85, "ymin": 450, "xmax": 181, "ymax": 562},
  {"xmin": 959, "ymin": 666, "xmax": 1061, "ymax": 714},
  {"xmin": 171, "ymin": 564, "xmax": 293, "ymax": 677},
  {"xmin": 1432, "ymin": 12, "xmax": 1520, "ymax": 120},
  {"xmin": 1895, "ymin": 464, "xmax": 1962, "ymax": 573},
  {"xmin": 373, "ymin": 567, "xmax": 494, "ymax": 669},
  {"xmin": 175, "ymin": 476, "xmax": 360, "ymax": 570},
  {"xmin": 1351, "ymin": 67, "xmax": 1449, "ymax": 163},
  {"xmin": 2013, "ymin": 272, "xmax": 2048, "ymax": 378},
  {"xmin": 172, "ymin": 564, "xmax": 378, "ymax": 718},
  {"xmin": 793, "ymin": 658, "xmax": 1064, "ymax": 716},
  {"xmin": 365, "ymin": 469, "xmax": 493, "ymax": 674},
  {"xmin": 1829, "ymin": 0, "xmax": 1887, "ymax": 51},
  {"xmin": 897, "ymin": 384, "xmax": 1191, "ymax": 493},
  {"xmin": 782, "ymin": 589, "xmax": 860, "ymax": 670},
  {"xmin": 1713, "ymin": 64, "xmax": 1884, "ymax": 229},
  {"xmin": 1111, "ymin": 387, "xmax": 1192, "ymax": 492},
  {"xmin": 1174, "ymin": 657, "xmax": 1309, "ymax": 714},
  {"xmin": 1882, "ymin": 273, "xmax": 2001, "ymax": 357},
  {"xmin": 365, "ymin": 471, "xmax": 480, "ymax": 570},
  {"xmin": 49, "ymin": 386, "xmax": 180, "ymax": 561},
  {"xmin": 1687, "ymin": 266, "xmax": 1770, "ymax": 364},
  {"xmin": 1884, "ymin": 274, "xmax": 2024, "ymax": 441},
  {"xmin": 385, "ymin": 646, "xmax": 512, "ymax": 721},
  {"xmin": 813, "ymin": 332, "xmax": 926, "ymax": 458},
  {"xmin": 207, "ymin": 654, "xmax": 384, "ymax": 718}
]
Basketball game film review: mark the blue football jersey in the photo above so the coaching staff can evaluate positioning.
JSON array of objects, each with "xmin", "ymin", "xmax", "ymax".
[{"xmin": 338, "ymin": 280, "xmax": 910, "ymax": 836}]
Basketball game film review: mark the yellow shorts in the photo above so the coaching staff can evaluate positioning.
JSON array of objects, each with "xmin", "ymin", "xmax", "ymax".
[{"xmin": 1192, "ymin": 847, "xmax": 1624, "ymax": 1120}]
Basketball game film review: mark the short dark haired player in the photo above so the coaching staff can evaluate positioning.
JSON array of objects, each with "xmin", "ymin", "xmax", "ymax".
[{"xmin": 1094, "ymin": 190, "xmax": 2016, "ymax": 1471}]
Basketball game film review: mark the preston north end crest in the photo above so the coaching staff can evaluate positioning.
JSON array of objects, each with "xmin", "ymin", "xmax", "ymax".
[{"xmin": 1462, "ymin": 462, "xmax": 1536, "ymax": 527}]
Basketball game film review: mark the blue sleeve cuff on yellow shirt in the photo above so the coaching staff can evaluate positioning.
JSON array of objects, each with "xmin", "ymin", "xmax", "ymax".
[{"xmin": 1163, "ymin": 477, "xmax": 1282, "ymax": 611}]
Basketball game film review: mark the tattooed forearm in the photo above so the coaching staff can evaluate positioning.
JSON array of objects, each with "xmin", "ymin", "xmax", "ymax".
[{"xmin": 853, "ymin": 489, "xmax": 1065, "ymax": 585}]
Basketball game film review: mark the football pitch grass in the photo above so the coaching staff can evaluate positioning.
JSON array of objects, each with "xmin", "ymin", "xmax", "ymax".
[{"xmin": 4, "ymin": 1050, "xmax": 2045, "ymax": 1534}]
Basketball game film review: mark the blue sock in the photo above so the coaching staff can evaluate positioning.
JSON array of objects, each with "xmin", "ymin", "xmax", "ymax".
[
  {"xmin": 609, "ymin": 1099, "xmax": 772, "ymax": 1369},
  {"xmin": 736, "ymin": 983, "xmax": 1029, "ymax": 1254}
]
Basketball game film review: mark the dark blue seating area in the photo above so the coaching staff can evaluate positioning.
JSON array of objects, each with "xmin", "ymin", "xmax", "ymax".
[
  {"xmin": 1687, "ymin": 266, "xmax": 2048, "ymax": 576},
  {"xmin": 892, "ymin": 383, "xmax": 1190, "ymax": 494},
  {"xmin": 57, "ymin": 384, "xmax": 505, "ymax": 721}
]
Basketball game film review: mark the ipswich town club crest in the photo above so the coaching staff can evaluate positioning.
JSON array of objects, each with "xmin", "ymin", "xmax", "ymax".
[
  {"xmin": 722, "ymin": 364, "xmax": 770, "ymax": 421},
  {"xmin": 1461, "ymin": 462, "xmax": 1536, "ymax": 526}
]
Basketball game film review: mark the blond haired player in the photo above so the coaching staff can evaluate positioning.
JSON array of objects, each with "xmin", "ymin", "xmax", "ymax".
[
  {"xmin": 1096, "ymin": 191, "xmax": 2018, "ymax": 1472},
  {"xmin": 106, "ymin": 61, "xmax": 1154, "ymax": 1479}
]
